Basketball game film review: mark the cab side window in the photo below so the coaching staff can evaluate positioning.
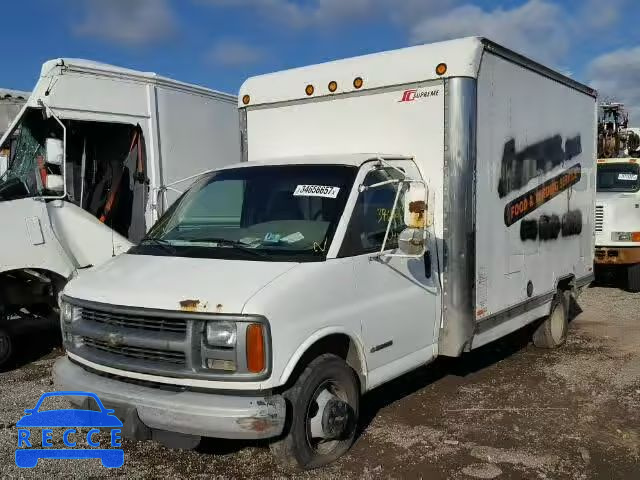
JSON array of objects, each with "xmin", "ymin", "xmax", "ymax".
[{"xmin": 340, "ymin": 168, "xmax": 406, "ymax": 257}]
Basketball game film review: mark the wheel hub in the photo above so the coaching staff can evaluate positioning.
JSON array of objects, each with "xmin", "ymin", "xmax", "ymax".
[
  {"xmin": 321, "ymin": 398, "xmax": 351, "ymax": 439},
  {"xmin": 308, "ymin": 388, "xmax": 354, "ymax": 441}
]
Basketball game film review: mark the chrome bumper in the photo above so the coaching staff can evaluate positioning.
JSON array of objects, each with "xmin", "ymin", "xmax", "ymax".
[{"xmin": 53, "ymin": 357, "xmax": 286, "ymax": 440}]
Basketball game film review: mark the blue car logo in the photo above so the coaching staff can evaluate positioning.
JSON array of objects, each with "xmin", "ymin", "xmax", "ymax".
[{"xmin": 15, "ymin": 391, "xmax": 124, "ymax": 468}]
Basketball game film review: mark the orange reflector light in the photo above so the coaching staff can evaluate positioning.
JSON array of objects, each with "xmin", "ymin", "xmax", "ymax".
[
  {"xmin": 436, "ymin": 63, "xmax": 447, "ymax": 75},
  {"xmin": 632, "ymin": 232, "xmax": 640, "ymax": 242},
  {"xmin": 246, "ymin": 324, "xmax": 265, "ymax": 373},
  {"xmin": 353, "ymin": 77, "xmax": 363, "ymax": 89},
  {"xmin": 242, "ymin": 95, "xmax": 250, "ymax": 105},
  {"xmin": 630, "ymin": 158, "xmax": 637, "ymax": 163},
  {"xmin": 305, "ymin": 84, "xmax": 315, "ymax": 96},
  {"xmin": 328, "ymin": 81, "xmax": 338, "ymax": 92}
]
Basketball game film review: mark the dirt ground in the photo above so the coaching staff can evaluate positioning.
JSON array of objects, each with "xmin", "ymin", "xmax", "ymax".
[{"xmin": 0, "ymin": 285, "xmax": 638, "ymax": 479}]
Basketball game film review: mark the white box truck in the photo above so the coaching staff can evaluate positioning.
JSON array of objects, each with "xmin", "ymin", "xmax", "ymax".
[
  {"xmin": 0, "ymin": 59, "xmax": 240, "ymax": 366},
  {"xmin": 594, "ymin": 104, "xmax": 640, "ymax": 291},
  {"xmin": 54, "ymin": 37, "xmax": 597, "ymax": 469}
]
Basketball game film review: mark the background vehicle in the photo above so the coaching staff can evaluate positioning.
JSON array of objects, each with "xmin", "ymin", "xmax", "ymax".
[
  {"xmin": 0, "ymin": 59, "xmax": 240, "ymax": 366},
  {"xmin": 54, "ymin": 37, "xmax": 596, "ymax": 469},
  {"xmin": 594, "ymin": 103, "xmax": 640, "ymax": 291},
  {"xmin": 0, "ymin": 88, "xmax": 29, "ymax": 175}
]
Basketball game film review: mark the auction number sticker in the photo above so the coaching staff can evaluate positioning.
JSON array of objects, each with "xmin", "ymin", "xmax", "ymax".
[
  {"xmin": 293, "ymin": 185, "xmax": 340, "ymax": 198},
  {"xmin": 618, "ymin": 173, "xmax": 638, "ymax": 181}
]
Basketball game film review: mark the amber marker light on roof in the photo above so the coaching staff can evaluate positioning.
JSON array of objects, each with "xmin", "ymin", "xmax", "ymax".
[
  {"xmin": 436, "ymin": 63, "xmax": 447, "ymax": 76},
  {"xmin": 305, "ymin": 84, "xmax": 315, "ymax": 96},
  {"xmin": 242, "ymin": 95, "xmax": 250, "ymax": 105},
  {"xmin": 328, "ymin": 81, "xmax": 338, "ymax": 92},
  {"xmin": 353, "ymin": 77, "xmax": 364, "ymax": 89}
]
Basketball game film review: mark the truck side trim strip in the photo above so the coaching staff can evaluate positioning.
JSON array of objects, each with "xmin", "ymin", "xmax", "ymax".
[
  {"xmin": 474, "ymin": 272, "xmax": 594, "ymax": 335},
  {"xmin": 474, "ymin": 291, "xmax": 555, "ymax": 335}
]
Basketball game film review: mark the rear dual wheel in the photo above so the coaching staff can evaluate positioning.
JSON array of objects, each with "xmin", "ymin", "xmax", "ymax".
[
  {"xmin": 270, "ymin": 354, "xmax": 359, "ymax": 470},
  {"xmin": 533, "ymin": 291, "xmax": 569, "ymax": 349}
]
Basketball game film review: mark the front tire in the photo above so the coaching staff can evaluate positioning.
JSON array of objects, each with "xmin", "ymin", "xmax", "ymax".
[
  {"xmin": 270, "ymin": 354, "xmax": 359, "ymax": 470},
  {"xmin": 533, "ymin": 292, "xmax": 568, "ymax": 348},
  {"xmin": 627, "ymin": 264, "xmax": 640, "ymax": 293},
  {"xmin": 0, "ymin": 327, "xmax": 13, "ymax": 368}
]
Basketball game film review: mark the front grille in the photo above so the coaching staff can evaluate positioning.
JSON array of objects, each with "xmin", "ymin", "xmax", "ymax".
[
  {"xmin": 595, "ymin": 205, "xmax": 604, "ymax": 232},
  {"xmin": 82, "ymin": 337, "xmax": 186, "ymax": 366},
  {"xmin": 81, "ymin": 308, "xmax": 187, "ymax": 334}
]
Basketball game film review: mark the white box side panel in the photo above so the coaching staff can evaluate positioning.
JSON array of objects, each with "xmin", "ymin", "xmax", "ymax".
[
  {"xmin": 475, "ymin": 53, "xmax": 596, "ymax": 320},
  {"xmin": 156, "ymin": 87, "xmax": 240, "ymax": 206},
  {"xmin": 40, "ymin": 73, "xmax": 149, "ymax": 118},
  {"xmin": 246, "ymin": 82, "xmax": 445, "ymax": 236}
]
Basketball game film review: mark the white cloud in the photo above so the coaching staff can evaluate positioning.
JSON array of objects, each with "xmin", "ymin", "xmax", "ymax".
[
  {"xmin": 588, "ymin": 46, "xmax": 640, "ymax": 122},
  {"xmin": 207, "ymin": 39, "xmax": 267, "ymax": 68},
  {"xmin": 410, "ymin": 0, "xmax": 570, "ymax": 66},
  {"xmin": 73, "ymin": 0, "xmax": 177, "ymax": 46},
  {"xmin": 198, "ymin": 0, "xmax": 452, "ymax": 29}
]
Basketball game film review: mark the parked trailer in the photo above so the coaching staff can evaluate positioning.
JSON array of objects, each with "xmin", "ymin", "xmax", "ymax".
[
  {"xmin": 0, "ymin": 59, "xmax": 240, "ymax": 366},
  {"xmin": 54, "ymin": 37, "xmax": 596, "ymax": 469}
]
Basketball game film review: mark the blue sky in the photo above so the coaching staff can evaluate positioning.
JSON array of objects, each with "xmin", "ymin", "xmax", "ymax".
[{"xmin": 2, "ymin": 0, "xmax": 639, "ymax": 117}]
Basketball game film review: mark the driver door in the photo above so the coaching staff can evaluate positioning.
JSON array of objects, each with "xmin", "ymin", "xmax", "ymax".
[{"xmin": 340, "ymin": 160, "xmax": 438, "ymax": 388}]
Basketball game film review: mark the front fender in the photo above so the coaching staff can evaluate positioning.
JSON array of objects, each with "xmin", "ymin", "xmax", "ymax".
[
  {"xmin": 279, "ymin": 326, "xmax": 369, "ymax": 392},
  {"xmin": 0, "ymin": 198, "xmax": 75, "ymax": 278}
]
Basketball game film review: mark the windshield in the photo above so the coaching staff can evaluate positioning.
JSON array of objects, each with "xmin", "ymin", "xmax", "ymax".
[
  {"xmin": 0, "ymin": 108, "xmax": 63, "ymax": 201},
  {"xmin": 131, "ymin": 164, "xmax": 358, "ymax": 262},
  {"xmin": 597, "ymin": 163, "xmax": 640, "ymax": 192}
]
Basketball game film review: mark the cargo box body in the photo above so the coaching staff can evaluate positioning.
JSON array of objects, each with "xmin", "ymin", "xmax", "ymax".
[{"xmin": 240, "ymin": 37, "xmax": 597, "ymax": 357}]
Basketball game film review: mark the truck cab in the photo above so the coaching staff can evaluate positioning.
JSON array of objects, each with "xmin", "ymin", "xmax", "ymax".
[{"xmin": 594, "ymin": 158, "xmax": 640, "ymax": 291}]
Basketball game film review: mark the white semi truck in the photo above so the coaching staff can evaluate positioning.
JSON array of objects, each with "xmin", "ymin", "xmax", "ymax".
[
  {"xmin": 0, "ymin": 59, "xmax": 240, "ymax": 366},
  {"xmin": 54, "ymin": 38, "xmax": 596, "ymax": 469},
  {"xmin": 594, "ymin": 104, "xmax": 640, "ymax": 291}
]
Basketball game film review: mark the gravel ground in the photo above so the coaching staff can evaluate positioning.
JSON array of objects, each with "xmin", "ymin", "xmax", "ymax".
[{"xmin": 1, "ymin": 285, "xmax": 638, "ymax": 479}]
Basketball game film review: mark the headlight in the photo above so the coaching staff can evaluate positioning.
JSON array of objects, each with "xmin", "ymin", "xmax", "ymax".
[
  {"xmin": 205, "ymin": 321, "xmax": 236, "ymax": 348},
  {"xmin": 612, "ymin": 232, "xmax": 640, "ymax": 242},
  {"xmin": 61, "ymin": 302, "xmax": 74, "ymax": 323}
]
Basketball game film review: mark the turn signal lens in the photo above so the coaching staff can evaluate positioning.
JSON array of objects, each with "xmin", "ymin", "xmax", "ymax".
[
  {"xmin": 632, "ymin": 232, "xmax": 640, "ymax": 242},
  {"xmin": 328, "ymin": 81, "xmax": 338, "ymax": 92},
  {"xmin": 305, "ymin": 84, "xmax": 315, "ymax": 96},
  {"xmin": 242, "ymin": 95, "xmax": 250, "ymax": 105},
  {"xmin": 436, "ymin": 63, "xmax": 447, "ymax": 75},
  {"xmin": 353, "ymin": 77, "xmax": 364, "ymax": 89},
  {"xmin": 246, "ymin": 324, "xmax": 266, "ymax": 373}
]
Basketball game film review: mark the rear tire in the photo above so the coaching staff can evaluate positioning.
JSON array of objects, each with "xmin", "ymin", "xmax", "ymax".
[
  {"xmin": 533, "ymin": 292, "xmax": 568, "ymax": 349},
  {"xmin": 0, "ymin": 327, "xmax": 13, "ymax": 368},
  {"xmin": 627, "ymin": 264, "xmax": 640, "ymax": 293},
  {"xmin": 270, "ymin": 354, "xmax": 359, "ymax": 470}
]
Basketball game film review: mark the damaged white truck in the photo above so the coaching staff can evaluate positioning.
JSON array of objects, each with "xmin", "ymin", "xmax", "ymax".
[
  {"xmin": 0, "ymin": 59, "xmax": 239, "ymax": 366},
  {"xmin": 54, "ymin": 38, "xmax": 596, "ymax": 469}
]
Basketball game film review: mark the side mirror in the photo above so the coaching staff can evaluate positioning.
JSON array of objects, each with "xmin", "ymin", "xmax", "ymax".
[
  {"xmin": 398, "ymin": 227, "xmax": 425, "ymax": 255},
  {"xmin": 45, "ymin": 174, "xmax": 64, "ymax": 193},
  {"xmin": 45, "ymin": 138, "xmax": 64, "ymax": 166}
]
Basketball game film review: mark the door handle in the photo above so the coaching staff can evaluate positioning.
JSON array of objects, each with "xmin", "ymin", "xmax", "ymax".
[{"xmin": 424, "ymin": 250, "xmax": 432, "ymax": 279}]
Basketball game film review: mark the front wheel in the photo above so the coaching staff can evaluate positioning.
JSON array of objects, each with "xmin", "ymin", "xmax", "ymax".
[
  {"xmin": 533, "ymin": 292, "xmax": 568, "ymax": 348},
  {"xmin": 270, "ymin": 354, "xmax": 359, "ymax": 470},
  {"xmin": 0, "ymin": 327, "xmax": 13, "ymax": 368},
  {"xmin": 627, "ymin": 264, "xmax": 640, "ymax": 293}
]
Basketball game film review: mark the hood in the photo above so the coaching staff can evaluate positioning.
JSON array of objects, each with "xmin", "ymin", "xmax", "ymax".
[{"xmin": 65, "ymin": 254, "xmax": 299, "ymax": 313}]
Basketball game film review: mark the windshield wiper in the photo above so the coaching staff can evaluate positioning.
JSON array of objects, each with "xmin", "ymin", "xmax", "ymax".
[
  {"xmin": 138, "ymin": 238, "xmax": 177, "ymax": 255},
  {"xmin": 184, "ymin": 237, "xmax": 274, "ymax": 261}
]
